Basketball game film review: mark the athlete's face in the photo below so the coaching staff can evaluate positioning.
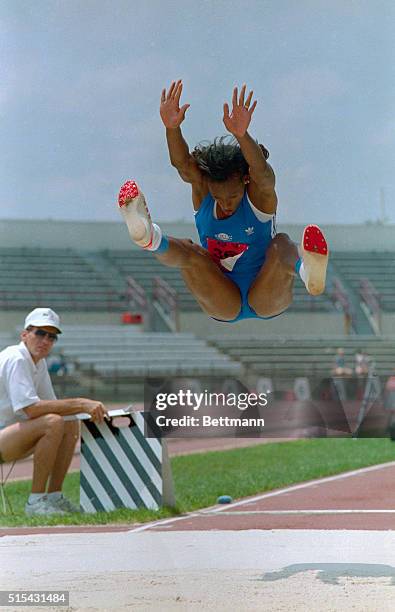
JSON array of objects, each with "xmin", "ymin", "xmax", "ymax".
[
  {"xmin": 21, "ymin": 326, "xmax": 59, "ymax": 363},
  {"xmin": 208, "ymin": 174, "xmax": 248, "ymax": 219}
]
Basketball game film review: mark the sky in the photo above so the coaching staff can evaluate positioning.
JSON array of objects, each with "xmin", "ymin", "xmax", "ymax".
[{"xmin": 1, "ymin": 0, "xmax": 394, "ymax": 226}]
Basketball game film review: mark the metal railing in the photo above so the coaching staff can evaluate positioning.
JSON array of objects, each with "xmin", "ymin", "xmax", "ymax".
[
  {"xmin": 124, "ymin": 277, "xmax": 149, "ymax": 327},
  {"xmin": 359, "ymin": 278, "xmax": 381, "ymax": 335},
  {"xmin": 152, "ymin": 277, "xmax": 180, "ymax": 332},
  {"xmin": 330, "ymin": 277, "xmax": 356, "ymax": 333}
]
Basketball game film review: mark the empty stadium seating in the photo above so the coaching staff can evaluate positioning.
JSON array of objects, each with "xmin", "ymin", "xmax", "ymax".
[
  {"xmin": 0, "ymin": 247, "xmax": 126, "ymax": 311},
  {"xmin": 331, "ymin": 252, "xmax": 395, "ymax": 311},
  {"xmin": 3, "ymin": 320, "xmax": 394, "ymax": 394},
  {"xmin": 58, "ymin": 326, "xmax": 242, "ymax": 378},
  {"xmin": 208, "ymin": 334, "xmax": 395, "ymax": 377}
]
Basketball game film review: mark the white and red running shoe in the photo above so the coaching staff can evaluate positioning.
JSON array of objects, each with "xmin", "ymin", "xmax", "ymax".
[
  {"xmin": 300, "ymin": 224, "xmax": 329, "ymax": 295},
  {"xmin": 118, "ymin": 180, "xmax": 155, "ymax": 249}
]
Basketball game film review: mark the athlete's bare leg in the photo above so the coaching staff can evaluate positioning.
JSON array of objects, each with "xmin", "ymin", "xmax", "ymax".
[
  {"xmin": 249, "ymin": 227, "xmax": 328, "ymax": 317},
  {"xmin": 118, "ymin": 180, "xmax": 241, "ymax": 320},
  {"xmin": 248, "ymin": 233, "xmax": 298, "ymax": 317},
  {"xmin": 157, "ymin": 238, "xmax": 241, "ymax": 320}
]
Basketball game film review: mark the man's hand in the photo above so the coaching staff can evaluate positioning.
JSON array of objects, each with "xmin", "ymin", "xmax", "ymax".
[
  {"xmin": 223, "ymin": 84, "xmax": 257, "ymax": 138},
  {"xmin": 78, "ymin": 399, "xmax": 107, "ymax": 424},
  {"xmin": 160, "ymin": 80, "xmax": 190, "ymax": 129}
]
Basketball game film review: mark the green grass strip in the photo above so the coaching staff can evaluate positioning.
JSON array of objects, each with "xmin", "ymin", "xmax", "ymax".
[{"xmin": 1, "ymin": 438, "xmax": 395, "ymax": 527}]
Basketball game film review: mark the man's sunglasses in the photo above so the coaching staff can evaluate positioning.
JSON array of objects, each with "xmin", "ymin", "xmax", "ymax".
[{"xmin": 30, "ymin": 328, "xmax": 58, "ymax": 342}]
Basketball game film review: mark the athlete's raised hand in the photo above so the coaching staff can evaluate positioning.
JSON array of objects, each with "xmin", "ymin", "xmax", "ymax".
[
  {"xmin": 223, "ymin": 84, "xmax": 257, "ymax": 138},
  {"xmin": 160, "ymin": 80, "xmax": 190, "ymax": 129}
]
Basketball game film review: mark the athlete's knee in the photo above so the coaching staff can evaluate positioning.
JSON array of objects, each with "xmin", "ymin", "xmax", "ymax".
[
  {"xmin": 274, "ymin": 232, "xmax": 292, "ymax": 244},
  {"xmin": 252, "ymin": 298, "xmax": 290, "ymax": 318},
  {"xmin": 204, "ymin": 304, "xmax": 240, "ymax": 321},
  {"xmin": 266, "ymin": 233, "xmax": 297, "ymax": 269},
  {"xmin": 249, "ymin": 287, "xmax": 292, "ymax": 318},
  {"xmin": 267, "ymin": 233, "xmax": 291, "ymax": 254}
]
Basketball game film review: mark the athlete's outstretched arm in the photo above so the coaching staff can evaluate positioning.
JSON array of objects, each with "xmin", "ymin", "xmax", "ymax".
[
  {"xmin": 160, "ymin": 81, "xmax": 198, "ymax": 179},
  {"xmin": 223, "ymin": 84, "xmax": 277, "ymax": 214}
]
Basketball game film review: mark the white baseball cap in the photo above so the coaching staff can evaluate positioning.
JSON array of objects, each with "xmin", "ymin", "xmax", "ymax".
[{"xmin": 24, "ymin": 308, "xmax": 62, "ymax": 333}]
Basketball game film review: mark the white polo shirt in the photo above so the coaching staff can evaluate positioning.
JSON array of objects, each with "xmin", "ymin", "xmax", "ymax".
[{"xmin": 0, "ymin": 342, "xmax": 56, "ymax": 428}]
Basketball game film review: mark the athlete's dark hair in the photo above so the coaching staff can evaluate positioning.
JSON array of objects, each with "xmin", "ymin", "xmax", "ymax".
[{"xmin": 192, "ymin": 135, "xmax": 269, "ymax": 182}]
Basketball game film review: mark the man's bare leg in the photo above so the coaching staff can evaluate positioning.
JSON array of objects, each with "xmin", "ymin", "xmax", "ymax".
[
  {"xmin": 0, "ymin": 415, "xmax": 65, "ymax": 493},
  {"xmin": 47, "ymin": 420, "xmax": 79, "ymax": 493}
]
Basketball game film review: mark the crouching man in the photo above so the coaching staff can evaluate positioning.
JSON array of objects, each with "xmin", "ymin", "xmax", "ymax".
[{"xmin": 0, "ymin": 308, "xmax": 107, "ymax": 516}]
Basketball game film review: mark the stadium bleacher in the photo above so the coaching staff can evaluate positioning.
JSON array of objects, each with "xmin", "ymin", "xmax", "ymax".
[
  {"xmin": 0, "ymin": 247, "xmax": 126, "ymax": 311},
  {"xmin": 208, "ymin": 334, "xmax": 395, "ymax": 377},
  {"xmin": 331, "ymin": 251, "xmax": 395, "ymax": 311},
  {"xmin": 58, "ymin": 326, "xmax": 242, "ymax": 378}
]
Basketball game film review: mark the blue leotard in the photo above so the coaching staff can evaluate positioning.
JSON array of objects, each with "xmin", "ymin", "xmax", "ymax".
[{"xmin": 195, "ymin": 190, "xmax": 278, "ymax": 322}]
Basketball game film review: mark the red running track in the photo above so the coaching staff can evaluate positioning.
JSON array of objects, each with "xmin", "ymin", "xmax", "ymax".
[{"xmin": 138, "ymin": 461, "xmax": 395, "ymax": 532}]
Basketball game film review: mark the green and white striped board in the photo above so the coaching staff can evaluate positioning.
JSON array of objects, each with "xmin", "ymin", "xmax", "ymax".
[{"xmin": 80, "ymin": 410, "xmax": 167, "ymax": 512}]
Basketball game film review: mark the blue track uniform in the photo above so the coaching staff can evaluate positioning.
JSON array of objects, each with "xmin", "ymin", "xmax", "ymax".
[{"xmin": 195, "ymin": 190, "xmax": 277, "ymax": 322}]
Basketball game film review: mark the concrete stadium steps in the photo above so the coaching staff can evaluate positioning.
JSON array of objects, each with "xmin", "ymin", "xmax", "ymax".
[
  {"xmin": 0, "ymin": 247, "xmax": 126, "ymax": 312},
  {"xmin": 331, "ymin": 251, "xmax": 395, "ymax": 311},
  {"xmin": 56, "ymin": 328, "xmax": 242, "ymax": 377},
  {"xmin": 208, "ymin": 334, "xmax": 395, "ymax": 377},
  {"xmin": 104, "ymin": 250, "xmax": 334, "ymax": 313}
]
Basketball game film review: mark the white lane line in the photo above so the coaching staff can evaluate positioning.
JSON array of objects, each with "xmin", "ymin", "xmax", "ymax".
[
  {"xmin": 199, "ymin": 509, "xmax": 395, "ymax": 515},
  {"xmin": 130, "ymin": 513, "xmax": 202, "ymax": 533},
  {"xmin": 206, "ymin": 460, "xmax": 395, "ymax": 513},
  {"xmin": 128, "ymin": 460, "xmax": 395, "ymax": 532}
]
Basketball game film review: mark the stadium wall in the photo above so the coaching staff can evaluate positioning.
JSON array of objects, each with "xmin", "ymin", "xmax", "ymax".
[
  {"xmin": 0, "ymin": 219, "xmax": 394, "ymax": 251},
  {"xmin": 180, "ymin": 311, "xmax": 344, "ymax": 337},
  {"xmin": 382, "ymin": 315, "xmax": 395, "ymax": 336}
]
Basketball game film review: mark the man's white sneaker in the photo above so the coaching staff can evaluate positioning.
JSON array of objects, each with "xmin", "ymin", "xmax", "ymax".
[
  {"xmin": 300, "ymin": 224, "xmax": 329, "ymax": 296},
  {"xmin": 118, "ymin": 180, "xmax": 154, "ymax": 248},
  {"xmin": 25, "ymin": 497, "xmax": 67, "ymax": 516},
  {"xmin": 50, "ymin": 494, "xmax": 80, "ymax": 513}
]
